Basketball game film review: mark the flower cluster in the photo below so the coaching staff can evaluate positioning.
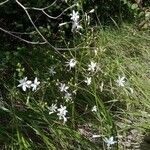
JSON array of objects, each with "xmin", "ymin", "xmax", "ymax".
[
  {"xmin": 70, "ymin": 10, "xmax": 82, "ymax": 32},
  {"xmin": 17, "ymin": 77, "xmax": 40, "ymax": 91},
  {"xmin": 48, "ymin": 104, "xmax": 68, "ymax": 124}
]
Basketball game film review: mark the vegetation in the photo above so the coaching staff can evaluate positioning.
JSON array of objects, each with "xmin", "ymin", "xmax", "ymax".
[{"xmin": 0, "ymin": 0, "xmax": 150, "ymax": 149}]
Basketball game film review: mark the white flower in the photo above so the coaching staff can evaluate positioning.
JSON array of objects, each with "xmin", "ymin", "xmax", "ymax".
[
  {"xmin": 64, "ymin": 92, "xmax": 72, "ymax": 102},
  {"xmin": 59, "ymin": 83, "xmax": 69, "ymax": 92},
  {"xmin": 49, "ymin": 66, "xmax": 56, "ymax": 76},
  {"xmin": 57, "ymin": 105, "xmax": 68, "ymax": 123},
  {"xmin": 17, "ymin": 77, "xmax": 32, "ymax": 91},
  {"xmin": 48, "ymin": 103, "xmax": 57, "ymax": 115},
  {"xmin": 70, "ymin": 10, "xmax": 79, "ymax": 22},
  {"xmin": 31, "ymin": 77, "xmax": 40, "ymax": 91},
  {"xmin": 88, "ymin": 61, "xmax": 97, "ymax": 72},
  {"xmin": 84, "ymin": 77, "xmax": 92, "ymax": 85},
  {"xmin": 116, "ymin": 76, "xmax": 126, "ymax": 87},
  {"xmin": 104, "ymin": 136, "xmax": 117, "ymax": 149},
  {"xmin": 66, "ymin": 59, "xmax": 77, "ymax": 70},
  {"xmin": 71, "ymin": 21, "xmax": 82, "ymax": 32},
  {"xmin": 92, "ymin": 105, "xmax": 97, "ymax": 112}
]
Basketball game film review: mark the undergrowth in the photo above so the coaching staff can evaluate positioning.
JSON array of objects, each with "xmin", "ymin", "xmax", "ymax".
[{"xmin": 0, "ymin": 24, "xmax": 150, "ymax": 149}]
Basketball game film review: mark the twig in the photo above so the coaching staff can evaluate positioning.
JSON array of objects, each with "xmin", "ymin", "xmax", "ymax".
[
  {"xmin": 0, "ymin": 27, "xmax": 46, "ymax": 44},
  {"xmin": 0, "ymin": 0, "xmax": 10, "ymax": 6},
  {"xmin": 15, "ymin": 0, "xmax": 56, "ymax": 50},
  {"xmin": 26, "ymin": 0, "xmax": 58, "ymax": 10},
  {"xmin": 42, "ymin": 4, "xmax": 76, "ymax": 20}
]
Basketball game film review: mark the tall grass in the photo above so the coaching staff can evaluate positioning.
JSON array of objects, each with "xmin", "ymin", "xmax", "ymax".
[{"xmin": 0, "ymin": 24, "xmax": 150, "ymax": 149}]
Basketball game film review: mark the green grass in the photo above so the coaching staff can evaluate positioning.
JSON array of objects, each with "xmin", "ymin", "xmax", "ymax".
[{"xmin": 0, "ymin": 24, "xmax": 150, "ymax": 149}]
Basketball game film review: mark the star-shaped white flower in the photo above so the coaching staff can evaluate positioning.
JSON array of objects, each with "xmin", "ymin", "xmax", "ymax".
[
  {"xmin": 66, "ymin": 59, "xmax": 77, "ymax": 70},
  {"xmin": 104, "ymin": 136, "xmax": 117, "ymax": 149},
  {"xmin": 48, "ymin": 103, "xmax": 57, "ymax": 115},
  {"xmin": 91, "ymin": 105, "xmax": 97, "ymax": 112},
  {"xmin": 116, "ymin": 76, "xmax": 126, "ymax": 87},
  {"xmin": 64, "ymin": 92, "xmax": 72, "ymax": 102},
  {"xmin": 71, "ymin": 21, "xmax": 82, "ymax": 32},
  {"xmin": 88, "ymin": 61, "xmax": 97, "ymax": 72},
  {"xmin": 31, "ymin": 77, "xmax": 40, "ymax": 91},
  {"xmin": 49, "ymin": 66, "xmax": 56, "ymax": 76},
  {"xmin": 70, "ymin": 10, "xmax": 79, "ymax": 22},
  {"xmin": 57, "ymin": 105, "xmax": 68, "ymax": 123},
  {"xmin": 17, "ymin": 77, "xmax": 32, "ymax": 91},
  {"xmin": 59, "ymin": 83, "xmax": 69, "ymax": 92},
  {"xmin": 84, "ymin": 77, "xmax": 92, "ymax": 85}
]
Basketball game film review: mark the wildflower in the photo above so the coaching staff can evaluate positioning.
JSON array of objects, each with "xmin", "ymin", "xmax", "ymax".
[
  {"xmin": 48, "ymin": 103, "xmax": 57, "ymax": 115},
  {"xmin": 17, "ymin": 77, "xmax": 32, "ymax": 91},
  {"xmin": 57, "ymin": 105, "xmax": 68, "ymax": 123},
  {"xmin": 104, "ymin": 136, "xmax": 117, "ymax": 149},
  {"xmin": 71, "ymin": 21, "xmax": 82, "ymax": 32},
  {"xmin": 92, "ymin": 105, "xmax": 97, "ymax": 112},
  {"xmin": 49, "ymin": 66, "xmax": 56, "ymax": 76},
  {"xmin": 88, "ymin": 61, "xmax": 97, "ymax": 72},
  {"xmin": 31, "ymin": 77, "xmax": 40, "ymax": 91},
  {"xmin": 70, "ymin": 10, "xmax": 79, "ymax": 22},
  {"xmin": 59, "ymin": 83, "xmax": 69, "ymax": 92},
  {"xmin": 66, "ymin": 58, "xmax": 77, "ymax": 70},
  {"xmin": 116, "ymin": 76, "xmax": 126, "ymax": 87},
  {"xmin": 84, "ymin": 77, "xmax": 92, "ymax": 85},
  {"xmin": 64, "ymin": 92, "xmax": 72, "ymax": 102}
]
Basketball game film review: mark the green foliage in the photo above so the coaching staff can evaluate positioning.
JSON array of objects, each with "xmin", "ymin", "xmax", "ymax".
[{"xmin": 0, "ymin": 0, "xmax": 150, "ymax": 149}]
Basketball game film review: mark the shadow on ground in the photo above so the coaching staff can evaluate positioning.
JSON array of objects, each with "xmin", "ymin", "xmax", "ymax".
[{"xmin": 140, "ymin": 133, "xmax": 150, "ymax": 150}]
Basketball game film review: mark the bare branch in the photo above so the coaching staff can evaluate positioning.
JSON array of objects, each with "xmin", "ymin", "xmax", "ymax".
[
  {"xmin": 0, "ymin": 26, "xmax": 46, "ymax": 44},
  {"xmin": 0, "ymin": 0, "xmax": 10, "ymax": 6},
  {"xmin": 1, "ymin": 0, "xmax": 89, "ymax": 52},
  {"xmin": 26, "ymin": 0, "xmax": 58, "ymax": 10},
  {"xmin": 15, "ymin": 0, "xmax": 56, "ymax": 50},
  {"xmin": 42, "ymin": 4, "xmax": 76, "ymax": 20}
]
